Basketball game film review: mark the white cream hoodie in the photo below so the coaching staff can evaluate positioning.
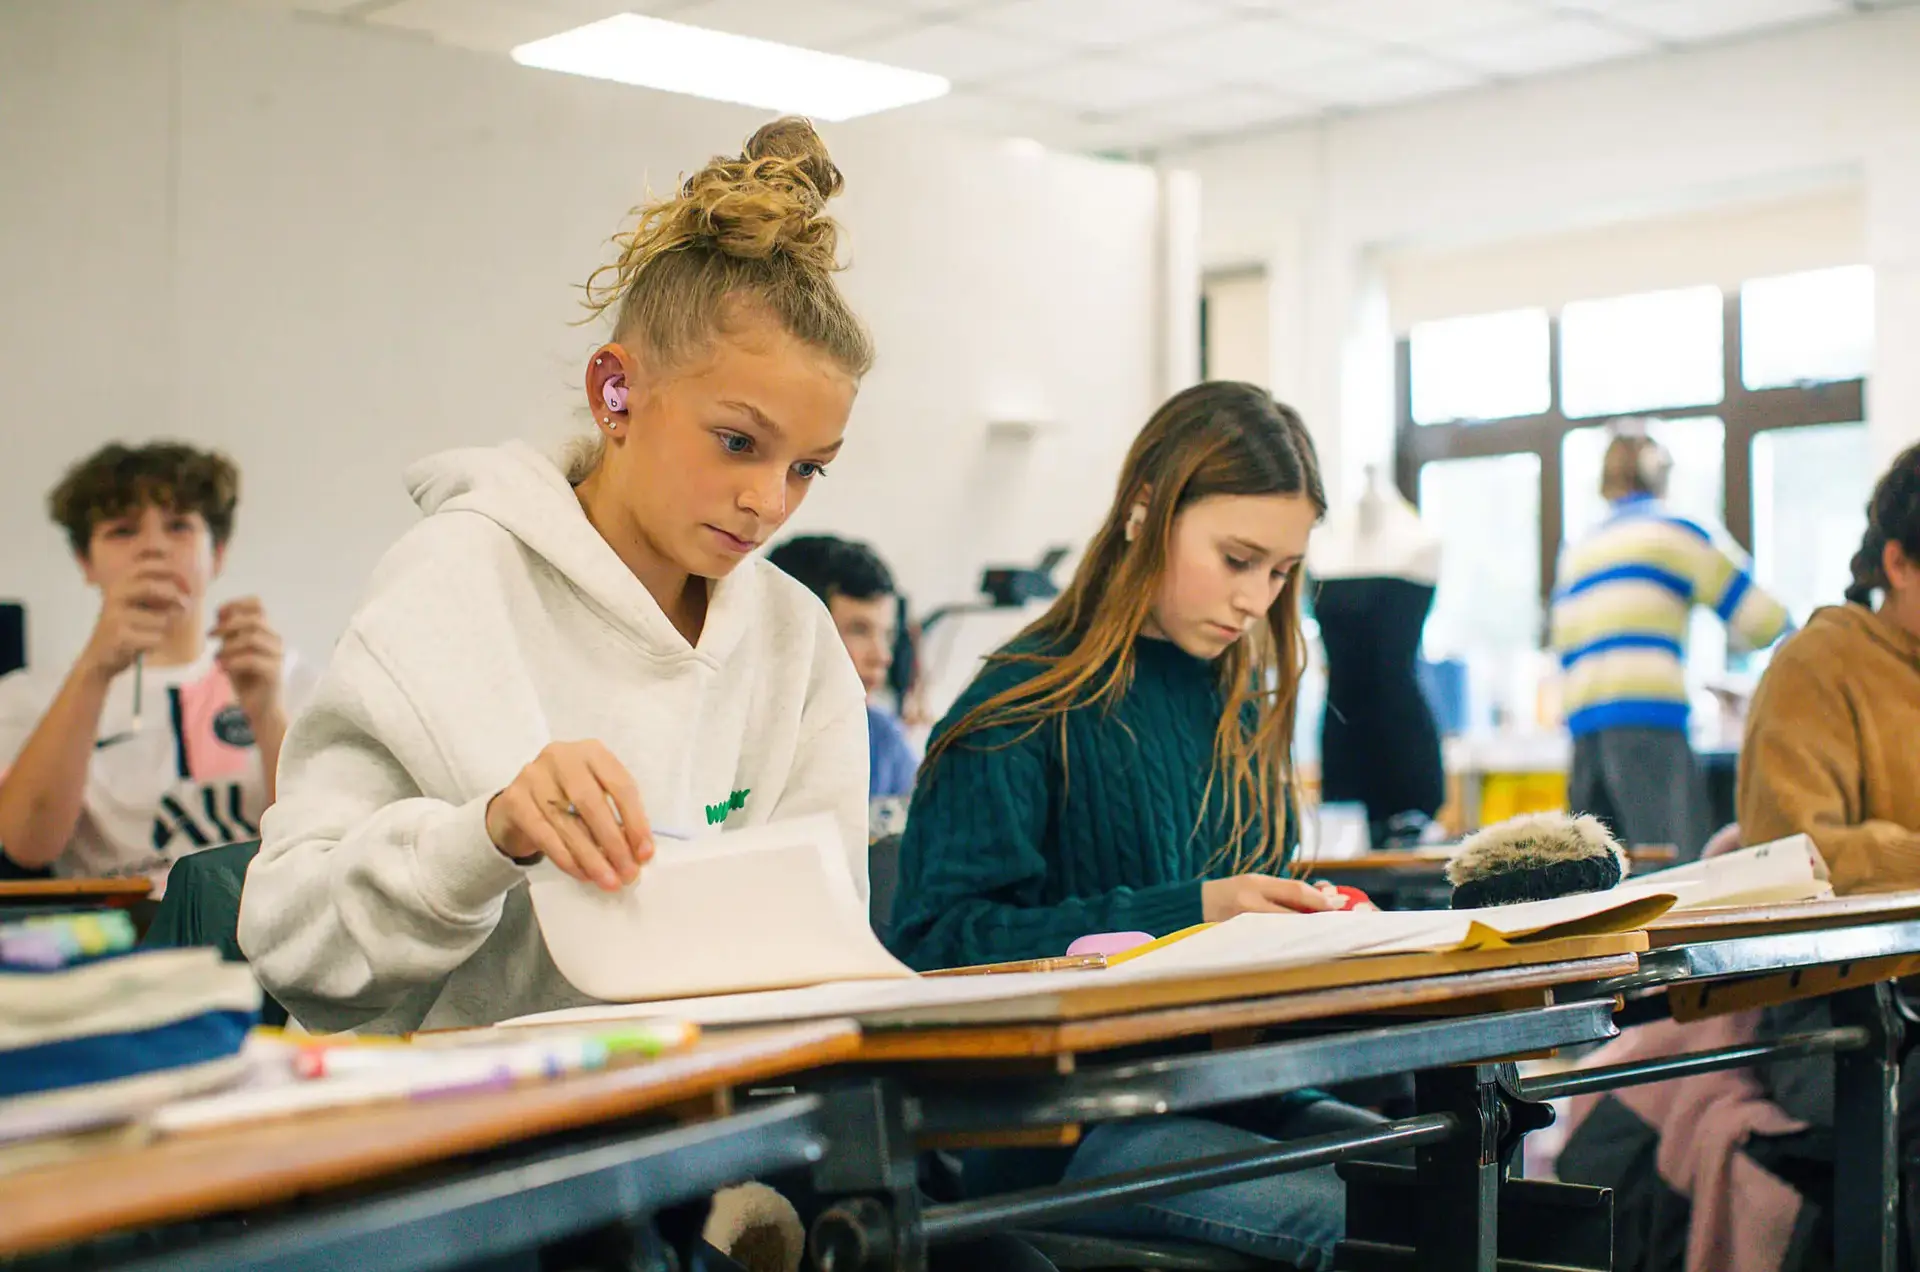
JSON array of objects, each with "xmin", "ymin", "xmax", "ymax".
[{"xmin": 238, "ymin": 441, "xmax": 869, "ymax": 1033}]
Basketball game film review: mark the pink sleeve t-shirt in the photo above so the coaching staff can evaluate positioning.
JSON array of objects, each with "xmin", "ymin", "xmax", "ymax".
[{"xmin": 0, "ymin": 651, "xmax": 318, "ymax": 892}]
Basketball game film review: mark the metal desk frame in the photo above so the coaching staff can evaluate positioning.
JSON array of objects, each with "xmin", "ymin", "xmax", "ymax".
[{"xmin": 806, "ymin": 1001, "xmax": 1621, "ymax": 1272}]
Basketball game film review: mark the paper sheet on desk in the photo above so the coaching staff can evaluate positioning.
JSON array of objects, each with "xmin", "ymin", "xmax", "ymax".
[
  {"xmin": 1106, "ymin": 885, "xmax": 1683, "ymax": 980},
  {"xmin": 527, "ymin": 813, "xmax": 913, "ymax": 1003},
  {"xmin": 501, "ymin": 969, "xmax": 1111, "ymax": 1030},
  {"xmin": 1633, "ymin": 835, "xmax": 1831, "ymax": 910}
]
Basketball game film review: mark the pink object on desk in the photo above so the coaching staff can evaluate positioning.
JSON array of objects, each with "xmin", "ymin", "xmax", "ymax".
[{"xmin": 1066, "ymin": 931, "xmax": 1154, "ymax": 957}]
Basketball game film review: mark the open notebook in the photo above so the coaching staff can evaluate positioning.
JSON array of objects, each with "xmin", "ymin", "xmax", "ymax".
[
  {"xmin": 1099, "ymin": 885, "xmax": 1679, "ymax": 981},
  {"xmin": 511, "ymin": 821, "xmax": 1676, "ymax": 1030},
  {"xmin": 527, "ymin": 813, "xmax": 913, "ymax": 1003},
  {"xmin": 1630, "ymin": 834, "xmax": 1831, "ymax": 910}
]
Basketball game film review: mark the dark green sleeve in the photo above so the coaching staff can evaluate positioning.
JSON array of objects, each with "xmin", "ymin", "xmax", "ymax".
[{"xmin": 886, "ymin": 660, "xmax": 1203, "ymax": 971}]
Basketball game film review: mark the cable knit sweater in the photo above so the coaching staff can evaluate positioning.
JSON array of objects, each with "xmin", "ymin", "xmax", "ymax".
[
  {"xmin": 888, "ymin": 635, "xmax": 1295, "ymax": 971},
  {"xmin": 1739, "ymin": 604, "xmax": 1920, "ymax": 893}
]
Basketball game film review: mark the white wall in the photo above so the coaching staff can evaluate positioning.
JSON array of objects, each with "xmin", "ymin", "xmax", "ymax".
[
  {"xmin": 0, "ymin": 0, "xmax": 1166, "ymax": 669},
  {"xmin": 1164, "ymin": 8, "xmax": 1920, "ymax": 501}
]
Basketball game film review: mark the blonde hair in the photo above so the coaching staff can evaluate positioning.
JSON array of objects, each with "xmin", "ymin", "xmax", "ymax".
[
  {"xmin": 925, "ymin": 383, "xmax": 1327, "ymax": 875},
  {"xmin": 582, "ymin": 117, "xmax": 874, "ymax": 381}
]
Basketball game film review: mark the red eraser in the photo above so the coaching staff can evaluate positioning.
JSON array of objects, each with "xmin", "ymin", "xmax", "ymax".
[{"xmin": 1326, "ymin": 885, "xmax": 1373, "ymax": 911}]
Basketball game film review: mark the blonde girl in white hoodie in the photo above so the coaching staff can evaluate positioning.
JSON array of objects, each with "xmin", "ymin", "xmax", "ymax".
[{"xmin": 239, "ymin": 119, "xmax": 875, "ymax": 1034}]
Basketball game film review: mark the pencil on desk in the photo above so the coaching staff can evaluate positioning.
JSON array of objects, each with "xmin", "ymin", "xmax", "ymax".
[{"xmin": 924, "ymin": 953, "xmax": 1109, "ymax": 977}]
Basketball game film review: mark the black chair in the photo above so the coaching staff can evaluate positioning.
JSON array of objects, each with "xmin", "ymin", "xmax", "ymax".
[
  {"xmin": 868, "ymin": 832, "xmax": 903, "ymax": 944},
  {"xmin": 0, "ymin": 601, "xmax": 23, "ymax": 678},
  {"xmin": 142, "ymin": 840, "xmax": 289, "ymax": 1027}
]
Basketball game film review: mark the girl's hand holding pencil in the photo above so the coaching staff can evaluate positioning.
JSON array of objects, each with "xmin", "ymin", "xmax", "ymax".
[{"xmin": 486, "ymin": 740, "xmax": 659, "ymax": 892}]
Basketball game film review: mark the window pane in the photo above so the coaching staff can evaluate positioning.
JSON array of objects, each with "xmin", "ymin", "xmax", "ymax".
[
  {"xmin": 1409, "ymin": 308, "xmax": 1551, "ymax": 425},
  {"xmin": 1741, "ymin": 265, "xmax": 1874, "ymax": 390},
  {"xmin": 1420, "ymin": 453, "xmax": 1542, "ymax": 665},
  {"xmin": 1560, "ymin": 285, "xmax": 1724, "ymax": 418},
  {"xmin": 1559, "ymin": 416, "xmax": 1729, "ymax": 698},
  {"xmin": 1753, "ymin": 422, "xmax": 1873, "ymax": 621}
]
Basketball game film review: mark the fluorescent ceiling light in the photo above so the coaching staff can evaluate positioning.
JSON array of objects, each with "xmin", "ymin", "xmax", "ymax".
[{"xmin": 511, "ymin": 14, "xmax": 950, "ymax": 122}]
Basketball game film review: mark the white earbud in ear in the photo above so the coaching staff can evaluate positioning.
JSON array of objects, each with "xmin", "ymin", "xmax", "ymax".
[{"xmin": 1125, "ymin": 504, "xmax": 1147, "ymax": 543}]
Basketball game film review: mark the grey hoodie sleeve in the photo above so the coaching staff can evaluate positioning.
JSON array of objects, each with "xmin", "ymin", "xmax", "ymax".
[{"xmin": 239, "ymin": 630, "xmax": 528, "ymax": 1032}]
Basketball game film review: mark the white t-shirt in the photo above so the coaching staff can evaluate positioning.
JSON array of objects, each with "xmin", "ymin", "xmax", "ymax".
[{"xmin": 0, "ymin": 652, "xmax": 317, "ymax": 889}]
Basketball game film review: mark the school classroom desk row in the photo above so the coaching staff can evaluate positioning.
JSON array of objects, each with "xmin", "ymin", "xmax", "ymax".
[{"xmin": 5, "ymin": 886, "xmax": 1920, "ymax": 1272}]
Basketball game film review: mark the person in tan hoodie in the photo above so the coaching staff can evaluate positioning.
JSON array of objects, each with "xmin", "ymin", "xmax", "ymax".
[{"xmin": 1739, "ymin": 441, "xmax": 1920, "ymax": 893}]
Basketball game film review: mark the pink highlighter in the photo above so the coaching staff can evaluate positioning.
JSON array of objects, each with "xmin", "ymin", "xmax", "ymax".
[{"xmin": 1066, "ymin": 931, "xmax": 1155, "ymax": 958}]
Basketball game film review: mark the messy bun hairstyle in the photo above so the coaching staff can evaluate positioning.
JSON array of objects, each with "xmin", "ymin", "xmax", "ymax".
[
  {"xmin": 582, "ymin": 117, "xmax": 873, "ymax": 381},
  {"xmin": 1846, "ymin": 441, "xmax": 1920, "ymax": 607}
]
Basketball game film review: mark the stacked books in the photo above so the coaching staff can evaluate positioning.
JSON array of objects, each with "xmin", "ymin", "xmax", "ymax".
[{"xmin": 1, "ymin": 911, "xmax": 259, "ymax": 1162}]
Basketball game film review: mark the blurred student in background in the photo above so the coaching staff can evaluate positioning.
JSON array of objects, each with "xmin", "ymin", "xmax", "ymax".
[
  {"xmin": 1550, "ymin": 424, "xmax": 1791, "ymax": 857},
  {"xmin": 0, "ymin": 442, "xmax": 307, "ymax": 888},
  {"xmin": 768, "ymin": 534, "xmax": 919, "ymax": 798}
]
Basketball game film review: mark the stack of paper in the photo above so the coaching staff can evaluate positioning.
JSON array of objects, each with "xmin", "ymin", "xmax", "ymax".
[
  {"xmin": 1, "ymin": 939, "xmax": 259, "ymax": 1158},
  {"xmin": 502, "ymin": 883, "xmax": 1676, "ymax": 1032}
]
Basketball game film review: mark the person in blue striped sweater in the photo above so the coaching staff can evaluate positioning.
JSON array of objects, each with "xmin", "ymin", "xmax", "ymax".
[{"xmin": 1550, "ymin": 425, "xmax": 1791, "ymax": 858}]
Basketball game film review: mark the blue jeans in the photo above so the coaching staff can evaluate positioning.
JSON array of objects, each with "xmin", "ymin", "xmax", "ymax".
[{"xmin": 963, "ymin": 1097, "xmax": 1386, "ymax": 1271}]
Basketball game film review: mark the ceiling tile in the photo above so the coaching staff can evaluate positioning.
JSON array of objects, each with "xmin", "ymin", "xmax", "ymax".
[
  {"xmin": 1282, "ymin": 49, "xmax": 1485, "ymax": 106},
  {"xmin": 1558, "ymin": 0, "xmax": 1844, "ymax": 42},
  {"xmin": 888, "ymin": 88, "xmax": 1079, "ymax": 139},
  {"xmin": 989, "ymin": 54, "xmax": 1205, "ymax": 113},
  {"xmin": 1131, "ymin": 85, "xmax": 1319, "ymax": 135},
  {"xmin": 368, "ymin": 0, "xmax": 633, "ymax": 52},
  {"xmin": 1284, "ymin": 0, "xmax": 1546, "ymax": 45},
  {"xmin": 843, "ymin": 19, "xmax": 1071, "ymax": 83},
  {"xmin": 833, "ymin": 0, "xmax": 1014, "ymax": 13},
  {"xmin": 255, "ymin": 0, "xmax": 377, "ymax": 13},
  {"xmin": 1143, "ymin": 15, "xmax": 1374, "ymax": 81},
  {"xmin": 658, "ymin": 0, "xmax": 912, "ymax": 50},
  {"xmin": 1434, "ymin": 14, "xmax": 1655, "ymax": 75},
  {"xmin": 981, "ymin": 0, "xmax": 1234, "ymax": 48}
]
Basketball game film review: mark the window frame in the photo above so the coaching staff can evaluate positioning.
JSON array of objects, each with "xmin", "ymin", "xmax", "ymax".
[{"xmin": 1395, "ymin": 293, "xmax": 1866, "ymax": 615}]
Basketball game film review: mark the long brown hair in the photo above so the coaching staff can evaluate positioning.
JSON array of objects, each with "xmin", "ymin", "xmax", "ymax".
[{"xmin": 926, "ymin": 382, "xmax": 1327, "ymax": 873}]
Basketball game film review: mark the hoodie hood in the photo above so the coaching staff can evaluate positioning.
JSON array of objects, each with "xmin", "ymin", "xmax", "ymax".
[
  {"xmin": 402, "ymin": 440, "xmax": 751, "ymax": 665},
  {"xmin": 1802, "ymin": 603, "xmax": 1920, "ymax": 670}
]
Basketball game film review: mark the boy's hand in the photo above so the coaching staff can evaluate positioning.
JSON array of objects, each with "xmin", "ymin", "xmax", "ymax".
[
  {"xmin": 486, "ymin": 741, "xmax": 656, "ymax": 891},
  {"xmin": 212, "ymin": 598, "xmax": 286, "ymax": 726},
  {"xmin": 80, "ymin": 564, "xmax": 186, "ymax": 680}
]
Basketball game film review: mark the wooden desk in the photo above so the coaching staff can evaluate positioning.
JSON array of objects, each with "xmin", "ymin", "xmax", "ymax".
[
  {"xmin": 857, "ymin": 939, "xmax": 1644, "ymax": 1061},
  {"xmin": 1646, "ymin": 890, "xmax": 1920, "ymax": 946},
  {"xmin": 0, "ymin": 1021, "xmax": 856, "ymax": 1259},
  {"xmin": 0, "ymin": 876, "xmax": 152, "ymax": 908},
  {"xmin": 1308, "ymin": 846, "xmax": 1677, "ymax": 874}
]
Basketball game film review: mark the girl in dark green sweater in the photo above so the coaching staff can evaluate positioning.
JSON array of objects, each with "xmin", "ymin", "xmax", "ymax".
[{"xmin": 889, "ymin": 381, "xmax": 1370, "ymax": 1270}]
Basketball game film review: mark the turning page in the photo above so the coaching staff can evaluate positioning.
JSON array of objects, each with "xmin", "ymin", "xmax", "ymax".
[
  {"xmin": 1629, "ymin": 834, "xmax": 1831, "ymax": 910},
  {"xmin": 527, "ymin": 813, "xmax": 914, "ymax": 1003}
]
